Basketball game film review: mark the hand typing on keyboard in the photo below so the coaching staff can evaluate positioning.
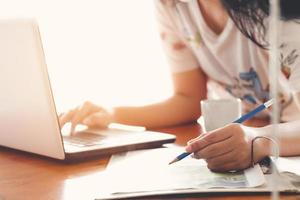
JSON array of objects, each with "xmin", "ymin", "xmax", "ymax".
[
  {"xmin": 63, "ymin": 132, "xmax": 106, "ymax": 147},
  {"xmin": 59, "ymin": 101, "xmax": 113, "ymax": 134}
]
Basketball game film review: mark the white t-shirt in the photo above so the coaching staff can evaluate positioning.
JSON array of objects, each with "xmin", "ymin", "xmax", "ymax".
[{"xmin": 155, "ymin": 0, "xmax": 300, "ymax": 122}]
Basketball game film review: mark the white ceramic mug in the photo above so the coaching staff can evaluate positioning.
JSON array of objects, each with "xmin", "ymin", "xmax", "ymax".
[{"xmin": 200, "ymin": 99, "xmax": 242, "ymax": 132}]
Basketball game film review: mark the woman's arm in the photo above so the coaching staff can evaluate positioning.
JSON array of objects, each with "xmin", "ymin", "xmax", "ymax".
[
  {"xmin": 263, "ymin": 120, "xmax": 300, "ymax": 156},
  {"xmin": 185, "ymin": 120, "xmax": 300, "ymax": 172},
  {"xmin": 112, "ymin": 68, "xmax": 207, "ymax": 128},
  {"xmin": 59, "ymin": 68, "xmax": 207, "ymax": 130}
]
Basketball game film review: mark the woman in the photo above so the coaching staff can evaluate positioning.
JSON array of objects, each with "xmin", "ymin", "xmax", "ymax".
[{"xmin": 60, "ymin": 0, "xmax": 300, "ymax": 171}]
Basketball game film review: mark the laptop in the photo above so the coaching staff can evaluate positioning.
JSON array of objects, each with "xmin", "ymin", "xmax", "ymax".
[{"xmin": 0, "ymin": 19, "xmax": 176, "ymax": 160}]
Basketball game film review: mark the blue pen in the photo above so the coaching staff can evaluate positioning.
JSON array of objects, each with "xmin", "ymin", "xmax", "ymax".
[{"xmin": 168, "ymin": 99, "xmax": 274, "ymax": 165}]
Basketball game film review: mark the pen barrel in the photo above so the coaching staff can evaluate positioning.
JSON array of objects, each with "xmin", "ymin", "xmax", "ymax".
[
  {"xmin": 178, "ymin": 152, "xmax": 191, "ymax": 160},
  {"xmin": 233, "ymin": 104, "xmax": 266, "ymax": 124}
]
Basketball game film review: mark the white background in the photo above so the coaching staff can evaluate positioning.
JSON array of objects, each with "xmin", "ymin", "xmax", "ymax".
[{"xmin": 0, "ymin": 0, "xmax": 173, "ymax": 112}]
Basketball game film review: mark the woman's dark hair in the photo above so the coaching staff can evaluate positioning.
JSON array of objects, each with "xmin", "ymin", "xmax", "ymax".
[{"xmin": 221, "ymin": 0, "xmax": 300, "ymax": 49}]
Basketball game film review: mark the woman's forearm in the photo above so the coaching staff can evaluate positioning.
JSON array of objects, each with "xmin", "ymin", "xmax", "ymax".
[
  {"xmin": 257, "ymin": 120, "xmax": 300, "ymax": 157},
  {"xmin": 111, "ymin": 94, "xmax": 202, "ymax": 129}
]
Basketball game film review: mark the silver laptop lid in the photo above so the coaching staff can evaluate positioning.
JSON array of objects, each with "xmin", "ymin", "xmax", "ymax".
[{"xmin": 0, "ymin": 19, "xmax": 65, "ymax": 159}]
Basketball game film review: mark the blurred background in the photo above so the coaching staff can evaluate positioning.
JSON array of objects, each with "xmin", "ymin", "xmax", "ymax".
[{"xmin": 0, "ymin": 0, "xmax": 173, "ymax": 112}]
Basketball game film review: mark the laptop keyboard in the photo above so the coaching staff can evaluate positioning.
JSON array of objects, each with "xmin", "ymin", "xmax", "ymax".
[{"xmin": 63, "ymin": 132, "xmax": 106, "ymax": 147}]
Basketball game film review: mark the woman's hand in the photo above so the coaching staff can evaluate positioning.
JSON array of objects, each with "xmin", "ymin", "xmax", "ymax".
[
  {"xmin": 185, "ymin": 124, "xmax": 270, "ymax": 172},
  {"xmin": 59, "ymin": 101, "xmax": 113, "ymax": 133}
]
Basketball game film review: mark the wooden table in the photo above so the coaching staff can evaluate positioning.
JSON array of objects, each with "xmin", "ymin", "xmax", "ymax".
[{"xmin": 0, "ymin": 122, "xmax": 299, "ymax": 200}]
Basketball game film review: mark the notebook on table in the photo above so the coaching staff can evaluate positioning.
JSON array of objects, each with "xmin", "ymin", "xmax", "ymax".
[{"xmin": 96, "ymin": 147, "xmax": 300, "ymax": 200}]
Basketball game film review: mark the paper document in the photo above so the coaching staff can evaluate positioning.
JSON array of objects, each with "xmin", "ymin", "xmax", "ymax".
[
  {"xmin": 104, "ymin": 148, "xmax": 265, "ymax": 195},
  {"xmin": 276, "ymin": 156, "xmax": 300, "ymax": 176},
  {"xmin": 276, "ymin": 156, "xmax": 300, "ymax": 185}
]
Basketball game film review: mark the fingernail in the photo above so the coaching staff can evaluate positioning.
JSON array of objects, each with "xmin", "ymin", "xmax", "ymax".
[{"xmin": 185, "ymin": 145, "xmax": 192, "ymax": 152}]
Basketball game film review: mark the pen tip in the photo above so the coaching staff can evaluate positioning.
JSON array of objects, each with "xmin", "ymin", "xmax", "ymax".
[{"xmin": 168, "ymin": 159, "xmax": 178, "ymax": 165}]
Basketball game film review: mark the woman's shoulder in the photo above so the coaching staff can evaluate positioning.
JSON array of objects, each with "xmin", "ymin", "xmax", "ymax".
[
  {"xmin": 155, "ymin": 0, "xmax": 189, "ymax": 13},
  {"xmin": 155, "ymin": 0, "xmax": 175, "ymax": 9},
  {"xmin": 154, "ymin": 0, "xmax": 189, "ymax": 34}
]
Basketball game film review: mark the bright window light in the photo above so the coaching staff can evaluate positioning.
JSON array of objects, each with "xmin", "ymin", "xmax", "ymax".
[{"xmin": 0, "ymin": 0, "xmax": 173, "ymax": 112}]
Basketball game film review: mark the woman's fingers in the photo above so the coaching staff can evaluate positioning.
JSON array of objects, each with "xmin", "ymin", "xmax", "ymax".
[
  {"xmin": 70, "ymin": 101, "xmax": 100, "ymax": 133},
  {"xmin": 58, "ymin": 113, "xmax": 64, "ymax": 118},
  {"xmin": 82, "ymin": 111, "xmax": 113, "ymax": 128},
  {"xmin": 59, "ymin": 108, "xmax": 77, "ymax": 128},
  {"xmin": 205, "ymin": 149, "xmax": 250, "ymax": 172},
  {"xmin": 187, "ymin": 132, "xmax": 208, "ymax": 145},
  {"xmin": 185, "ymin": 126, "xmax": 233, "ymax": 153},
  {"xmin": 186, "ymin": 124, "xmax": 254, "ymax": 172},
  {"xmin": 193, "ymin": 135, "xmax": 235, "ymax": 159},
  {"xmin": 58, "ymin": 101, "xmax": 104, "ymax": 132}
]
